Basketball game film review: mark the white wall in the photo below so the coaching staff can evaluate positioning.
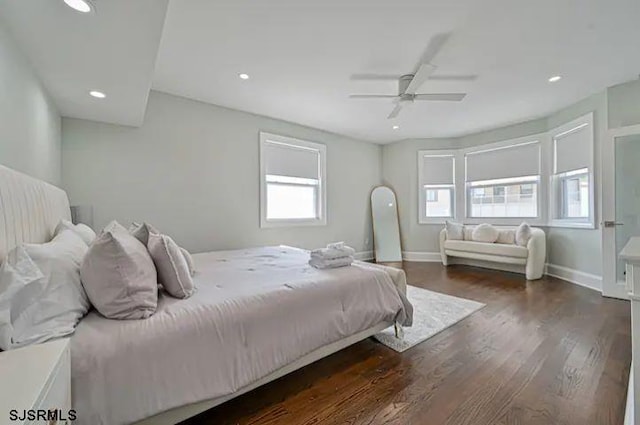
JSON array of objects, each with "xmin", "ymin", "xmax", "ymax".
[
  {"xmin": 0, "ymin": 20, "xmax": 61, "ymax": 184},
  {"xmin": 608, "ymin": 79, "xmax": 640, "ymax": 129},
  {"xmin": 62, "ymin": 91, "xmax": 381, "ymax": 254}
]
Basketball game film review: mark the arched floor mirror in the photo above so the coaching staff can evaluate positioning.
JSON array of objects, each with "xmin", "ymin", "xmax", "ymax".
[{"xmin": 371, "ymin": 186, "xmax": 402, "ymax": 263}]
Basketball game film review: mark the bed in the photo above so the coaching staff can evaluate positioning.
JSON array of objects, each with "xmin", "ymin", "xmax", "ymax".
[{"xmin": 0, "ymin": 165, "xmax": 412, "ymax": 425}]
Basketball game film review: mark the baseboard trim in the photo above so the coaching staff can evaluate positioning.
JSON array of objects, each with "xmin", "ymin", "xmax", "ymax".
[
  {"xmin": 354, "ymin": 251, "xmax": 374, "ymax": 261},
  {"xmin": 399, "ymin": 251, "xmax": 603, "ymax": 292},
  {"xmin": 544, "ymin": 263, "xmax": 602, "ymax": 292},
  {"xmin": 402, "ymin": 251, "xmax": 441, "ymax": 262}
]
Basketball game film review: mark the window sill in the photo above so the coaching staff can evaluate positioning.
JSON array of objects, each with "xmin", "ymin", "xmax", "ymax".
[
  {"xmin": 545, "ymin": 220, "xmax": 596, "ymax": 230},
  {"xmin": 419, "ymin": 218, "xmax": 454, "ymax": 225},
  {"xmin": 463, "ymin": 217, "xmax": 544, "ymax": 227},
  {"xmin": 260, "ymin": 218, "xmax": 327, "ymax": 228}
]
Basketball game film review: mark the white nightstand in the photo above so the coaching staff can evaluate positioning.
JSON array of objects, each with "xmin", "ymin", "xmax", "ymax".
[{"xmin": 0, "ymin": 338, "xmax": 71, "ymax": 424}]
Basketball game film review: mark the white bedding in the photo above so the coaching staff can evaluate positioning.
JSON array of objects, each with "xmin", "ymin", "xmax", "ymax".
[{"xmin": 70, "ymin": 246, "xmax": 412, "ymax": 425}]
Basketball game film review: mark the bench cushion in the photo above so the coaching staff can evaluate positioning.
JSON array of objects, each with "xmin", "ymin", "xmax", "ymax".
[{"xmin": 444, "ymin": 240, "xmax": 528, "ymax": 259}]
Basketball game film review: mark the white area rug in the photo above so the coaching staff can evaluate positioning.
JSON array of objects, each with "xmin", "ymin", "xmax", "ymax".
[{"xmin": 374, "ymin": 285, "xmax": 485, "ymax": 352}]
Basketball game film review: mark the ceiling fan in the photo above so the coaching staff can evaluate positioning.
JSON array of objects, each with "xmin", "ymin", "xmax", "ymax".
[{"xmin": 349, "ymin": 33, "xmax": 477, "ymax": 119}]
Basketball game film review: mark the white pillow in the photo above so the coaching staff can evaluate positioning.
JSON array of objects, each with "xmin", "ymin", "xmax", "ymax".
[
  {"xmin": 54, "ymin": 219, "xmax": 96, "ymax": 246},
  {"xmin": 81, "ymin": 221, "xmax": 158, "ymax": 320},
  {"xmin": 496, "ymin": 229, "xmax": 516, "ymax": 245},
  {"xmin": 148, "ymin": 233, "xmax": 195, "ymax": 299},
  {"xmin": 463, "ymin": 227, "xmax": 474, "ymax": 241},
  {"xmin": 445, "ymin": 221, "xmax": 465, "ymax": 240},
  {"xmin": 0, "ymin": 247, "xmax": 44, "ymax": 350},
  {"xmin": 516, "ymin": 222, "xmax": 532, "ymax": 247},
  {"xmin": 0, "ymin": 230, "xmax": 90, "ymax": 350},
  {"xmin": 471, "ymin": 223, "xmax": 499, "ymax": 243}
]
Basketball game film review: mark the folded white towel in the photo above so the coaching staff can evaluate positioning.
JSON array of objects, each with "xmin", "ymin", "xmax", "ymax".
[
  {"xmin": 327, "ymin": 241, "xmax": 346, "ymax": 250},
  {"xmin": 309, "ymin": 256, "xmax": 354, "ymax": 269},
  {"xmin": 310, "ymin": 244, "xmax": 356, "ymax": 260}
]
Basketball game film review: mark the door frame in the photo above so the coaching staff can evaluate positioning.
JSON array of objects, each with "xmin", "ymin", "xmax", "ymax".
[{"xmin": 602, "ymin": 123, "xmax": 640, "ymax": 299}]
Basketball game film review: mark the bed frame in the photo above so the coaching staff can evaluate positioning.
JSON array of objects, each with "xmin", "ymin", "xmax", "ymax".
[
  {"xmin": 0, "ymin": 164, "xmax": 400, "ymax": 425},
  {"xmin": 135, "ymin": 321, "xmax": 392, "ymax": 425}
]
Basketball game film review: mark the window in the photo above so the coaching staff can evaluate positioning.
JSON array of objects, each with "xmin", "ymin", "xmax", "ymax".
[
  {"xmin": 465, "ymin": 141, "xmax": 541, "ymax": 220},
  {"xmin": 559, "ymin": 169, "xmax": 589, "ymax": 218},
  {"xmin": 550, "ymin": 113, "xmax": 594, "ymax": 228},
  {"xmin": 260, "ymin": 133, "xmax": 326, "ymax": 227},
  {"xmin": 468, "ymin": 176, "xmax": 539, "ymax": 218},
  {"xmin": 418, "ymin": 152, "xmax": 455, "ymax": 223}
]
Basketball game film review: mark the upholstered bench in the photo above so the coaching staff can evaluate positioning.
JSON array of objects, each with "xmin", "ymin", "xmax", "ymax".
[{"xmin": 439, "ymin": 223, "xmax": 546, "ymax": 280}]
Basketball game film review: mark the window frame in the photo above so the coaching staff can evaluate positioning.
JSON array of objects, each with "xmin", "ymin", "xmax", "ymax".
[
  {"xmin": 259, "ymin": 132, "xmax": 327, "ymax": 228},
  {"xmin": 548, "ymin": 113, "xmax": 595, "ymax": 229},
  {"xmin": 418, "ymin": 150, "xmax": 457, "ymax": 224}
]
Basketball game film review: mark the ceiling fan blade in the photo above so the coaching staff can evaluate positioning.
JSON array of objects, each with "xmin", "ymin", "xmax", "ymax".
[
  {"xmin": 419, "ymin": 32, "xmax": 451, "ymax": 65},
  {"xmin": 428, "ymin": 74, "xmax": 478, "ymax": 82},
  {"xmin": 404, "ymin": 63, "xmax": 437, "ymax": 94},
  {"xmin": 350, "ymin": 74, "xmax": 401, "ymax": 81},
  {"xmin": 414, "ymin": 93, "xmax": 466, "ymax": 101},
  {"xmin": 387, "ymin": 103, "xmax": 403, "ymax": 119},
  {"xmin": 349, "ymin": 94, "xmax": 398, "ymax": 99}
]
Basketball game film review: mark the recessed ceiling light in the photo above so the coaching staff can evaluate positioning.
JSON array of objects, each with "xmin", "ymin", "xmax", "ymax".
[
  {"xmin": 63, "ymin": 0, "xmax": 92, "ymax": 13},
  {"xmin": 89, "ymin": 90, "xmax": 106, "ymax": 99},
  {"xmin": 239, "ymin": 73, "xmax": 250, "ymax": 80},
  {"xmin": 392, "ymin": 125, "xmax": 400, "ymax": 130},
  {"xmin": 548, "ymin": 75, "xmax": 562, "ymax": 83}
]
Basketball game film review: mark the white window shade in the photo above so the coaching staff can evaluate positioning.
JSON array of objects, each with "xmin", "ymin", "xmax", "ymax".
[
  {"xmin": 465, "ymin": 142, "xmax": 540, "ymax": 182},
  {"xmin": 263, "ymin": 142, "xmax": 319, "ymax": 180},
  {"xmin": 554, "ymin": 123, "xmax": 592, "ymax": 174},
  {"xmin": 420, "ymin": 155, "xmax": 454, "ymax": 185}
]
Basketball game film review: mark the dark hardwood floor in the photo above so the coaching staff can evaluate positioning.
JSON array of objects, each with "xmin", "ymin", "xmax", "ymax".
[{"xmin": 184, "ymin": 263, "xmax": 631, "ymax": 425}]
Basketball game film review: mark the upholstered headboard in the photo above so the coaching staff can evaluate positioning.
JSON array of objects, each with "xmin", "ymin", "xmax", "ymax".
[{"xmin": 0, "ymin": 165, "xmax": 71, "ymax": 263}]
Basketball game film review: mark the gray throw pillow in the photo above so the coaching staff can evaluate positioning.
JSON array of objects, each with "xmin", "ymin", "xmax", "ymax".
[
  {"xmin": 147, "ymin": 233, "xmax": 195, "ymax": 299},
  {"xmin": 516, "ymin": 222, "xmax": 532, "ymax": 247},
  {"xmin": 130, "ymin": 222, "xmax": 194, "ymax": 275},
  {"xmin": 445, "ymin": 220, "xmax": 465, "ymax": 240},
  {"xmin": 129, "ymin": 222, "xmax": 160, "ymax": 246},
  {"xmin": 81, "ymin": 221, "xmax": 158, "ymax": 319},
  {"xmin": 180, "ymin": 247, "xmax": 196, "ymax": 276}
]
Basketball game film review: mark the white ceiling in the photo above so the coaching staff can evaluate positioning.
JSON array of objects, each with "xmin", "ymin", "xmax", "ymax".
[
  {"xmin": 3, "ymin": 0, "xmax": 640, "ymax": 142},
  {"xmin": 0, "ymin": 0, "xmax": 168, "ymax": 127}
]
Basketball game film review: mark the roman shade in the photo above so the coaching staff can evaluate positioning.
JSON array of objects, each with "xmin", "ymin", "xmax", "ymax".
[
  {"xmin": 420, "ymin": 155, "xmax": 455, "ymax": 185},
  {"xmin": 465, "ymin": 141, "xmax": 540, "ymax": 182},
  {"xmin": 554, "ymin": 123, "xmax": 592, "ymax": 174},
  {"xmin": 263, "ymin": 141, "xmax": 320, "ymax": 180}
]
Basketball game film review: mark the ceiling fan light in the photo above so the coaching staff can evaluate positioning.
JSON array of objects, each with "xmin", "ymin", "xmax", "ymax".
[{"xmin": 63, "ymin": 0, "xmax": 93, "ymax": 13}]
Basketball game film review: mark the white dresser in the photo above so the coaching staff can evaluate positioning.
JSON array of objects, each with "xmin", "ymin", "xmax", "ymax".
[
  {"xmin": 0, "ymin": 338, "xmax": 71, "ymax": 425},
  {"xmin": 621, "ymin": 237, "xmax": 640, "ymax": 425}
]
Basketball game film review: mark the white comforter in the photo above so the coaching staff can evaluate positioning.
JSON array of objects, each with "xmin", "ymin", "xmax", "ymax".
[{"xmin": 70, "ymin": 246, "xmax": 412, "ymax": 425}]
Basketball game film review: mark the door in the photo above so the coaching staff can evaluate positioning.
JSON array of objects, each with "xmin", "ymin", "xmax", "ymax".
[{"xmin": 603, "ymin": 125, "xmax": 640, "ymax": 298}]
